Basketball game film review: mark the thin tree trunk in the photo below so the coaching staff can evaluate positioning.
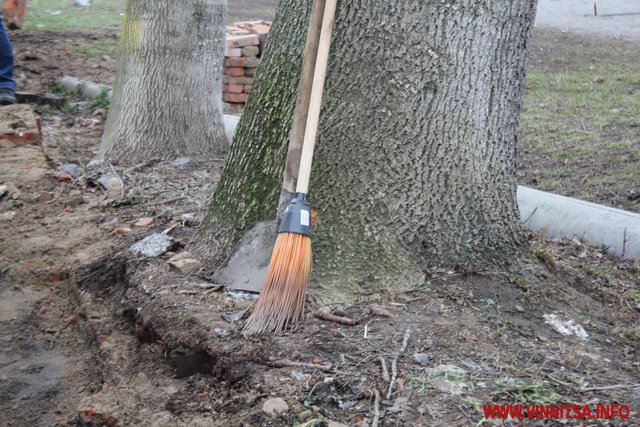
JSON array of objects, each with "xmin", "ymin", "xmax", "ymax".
[
  {"xmin": 99, "ymin": 0, "xmax": 228, "ymax": 163},
  {"xmin": 192, "ymin": 0, "xmax": 311, "ymax": 264},
  {"xmin": 193, "ymin": 0, "xmax": 537, "ymax": 296}
]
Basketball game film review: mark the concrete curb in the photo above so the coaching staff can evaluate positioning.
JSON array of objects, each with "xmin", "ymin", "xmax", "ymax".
[
  {"xmin": 59, "ymin": 76, "xmax": 112, "ymax": 100},
  {"xmin": 518, "ymin": 186, "xmax": 640, "ymax": 259}
]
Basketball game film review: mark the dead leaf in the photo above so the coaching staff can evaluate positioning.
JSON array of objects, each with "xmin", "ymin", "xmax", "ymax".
[
  {"xmin": 112, "ymin": 226, "xmax": 131, "ymax": 235},
  {"xmin": 134, "ymin": 217, "xmax": 154, "ymax": 227},
  {"xmin": 57, "ymin": 171, "xmax": 72, "ymax": 182}
]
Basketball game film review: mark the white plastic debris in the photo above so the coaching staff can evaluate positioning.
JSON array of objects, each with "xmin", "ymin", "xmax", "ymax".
[{"xmin": 543, "ymin": 313, "xmax": 589, "ymax": 340}]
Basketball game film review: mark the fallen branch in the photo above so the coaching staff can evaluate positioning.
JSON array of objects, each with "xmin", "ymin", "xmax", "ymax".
[
  {"xmin": 147, "ymin": 196, "xmax": 187, "ymax": 206},
  {"xmin": 266, "ymin": 359, "xmax": 333, "ymax": 372},
  {"xmin": 580, "ymin": 383, "xmax": 640, "ymax": 392},
  {"xmin": 125, "ymin": 158, "xmax": 159, "ymax": 173},
  {"xmin": 386, "ymin": 328, "xmax": 411, "ymax": 399},
  {"xmin": 314, "ymin": 308, "xmax": 357, "ymax": 326},
  {"xmin": 372, "ymin": 389, "xmax": 381, "ymax": 427},
  {"xmin": 547, "ymin": 374, "xmax": 640, "ymax": 392},
  {"xmin": 379, "ymin": 356, "xmax": 390, "ymax": 382}
]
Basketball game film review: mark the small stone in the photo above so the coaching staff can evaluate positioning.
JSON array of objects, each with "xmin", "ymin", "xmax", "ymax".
[
  {"xmin": 66, "ymin": 190, "xmax": 85, "ymax": 207},
  {"xmin": 129, "ymin": 233, "xmax": 172, "ymax": 257},
  {"xmin": 262, "ymin": 397, "xmax": 289, "ymax": 416},
  {"xmin": 515, "ymin": 304, "xmax": 525, "ymax": 313},
  {"xmin": 106, "ymin": 179, "xmax": 122, "ymax": 197},
  {"xmin": 97, "ymin": 175, "xmax": 122, "ymax": 197},
  {"xmin": 298, "ymin": 410, "xmax": 313, "ymax": 421},
  {"xmin": 59, "ymin": 163, "xmax": 83, "ymax": 178},
  {"xmin": 0, "ymin": 185, "xmax": 7, "ymax": 198},
  {"xmin": 167, "ymin": 258, "xmax": 202, "ymax": 274},
  {"xmin": 414, "ymin": 353, "xmax": 433, "ymax": 364},
  {"xmin": 39, "ymin": 191, "xmax": 55, "ymax": 203},
  {"xmin": 327, "ymin": 421, "xmax": 348, "ymax": 427},
  {"xmin": 0, "ymin": 211, "xmax": 16, "ymax": 221},
  {"xmin": 171, "ymin": 157, "xmax": 191, "ymax": 168}
]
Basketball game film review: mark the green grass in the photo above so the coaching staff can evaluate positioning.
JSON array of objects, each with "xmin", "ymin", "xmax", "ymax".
[
  {"xmin": 21, "ymin": 0, "xmax": 280, "ymax": 30},
  {"xmin": 71, "ymin": 39, "xmax": 118, "ymax": 57},
  {"xmin": 89, "ymin": 89, "xmax": 110, "ymax": 110},
  {"xmin": 519, "ymin": 30, "xmax": 640, "ymax": 212},
  {"xmin": 491, "ymin": 378, "xmax": 560, "ymax": 405},
  {"xmin": 22, "ymin": 0, "xmax": 126, "ymax": 31}
]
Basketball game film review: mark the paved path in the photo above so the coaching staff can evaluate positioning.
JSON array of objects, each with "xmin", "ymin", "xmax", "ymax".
[{"xmin": 535, "ymin": 0, "xmax": 640, "ymax": 42}]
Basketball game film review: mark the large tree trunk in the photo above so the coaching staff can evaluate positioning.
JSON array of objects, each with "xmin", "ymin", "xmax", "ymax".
[
  {"xmin": 98, "ymin": 0, "xmax": 228, "ymax": 163},
  {"xmin": 193, "ymin": 0, "xmax": 536, "ymax": 296}
]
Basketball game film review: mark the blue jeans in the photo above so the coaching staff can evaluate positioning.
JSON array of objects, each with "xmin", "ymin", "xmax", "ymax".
[{"xmin": 0, "ymin": 22, "xmax": 15, "ymax": 91}]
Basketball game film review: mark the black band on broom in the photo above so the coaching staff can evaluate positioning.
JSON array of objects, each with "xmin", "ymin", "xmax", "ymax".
[{"xmin": 243, "ymin": 0, "xmax": 338, "ymax": 335}]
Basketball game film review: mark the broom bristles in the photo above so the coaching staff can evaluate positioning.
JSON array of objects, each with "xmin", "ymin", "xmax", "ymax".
[{"xmin": 242, "ymin": 232, "xmax": 312, "ymax": 335}]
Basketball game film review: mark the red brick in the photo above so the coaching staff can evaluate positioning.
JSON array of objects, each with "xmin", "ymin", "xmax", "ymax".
[
  {"xmin": 225, "ymin": 57, "xmax": 247, "ymax": 67},
  {"xmin": 226, "ymin": 67, "xmax": 245, "ymax": 77},
  {"xmin": 223, "ymin": 93, "xmax": 249, "ymax": 103},
  {"xmin": 245, "ymin": 67, "xmax": 257, "ymax": 77},
  {"xmin": 223, "ymin": 84, "xmax": 244, "ymax": 94},
  {"xmin": 226, "ymin": 76, "xmax": 253, "ymax": 85},
  {"xmin": 226, "ymin": 57, "xmax": 259, "ymax": 68},
  {"xmin": 0, "ymin": 104, "xmax": 41, "ymax": 146},
  {"xmin": 243, "ymin": 85, "xmax": 252, "ymax": 94},
  {"xmin": 225, "ymin": 34, "xmax": 259, "ymax": 48},
  {"xmin": 244, "ymin": 57, "xmax": 260, "ymax": 68},
  {"xmin": 224, "ymin": 47, "xmax": 242, "ymax": 57},
  {"xmin": 241, "ymin": 46, "xmax": 260, "ymax": 57}
]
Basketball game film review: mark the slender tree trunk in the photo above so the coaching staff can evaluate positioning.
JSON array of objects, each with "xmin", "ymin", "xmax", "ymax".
[
  {"xmin": 193, "ymin": 0, "xmax": 536, "ymax": 296},
  {"xmin": 99, "ymin": 0, "xmax": 228, "ymax": 163},
  {"xmin": 192, "ymin": 0, "xmax": 311, "ymax": 263}
]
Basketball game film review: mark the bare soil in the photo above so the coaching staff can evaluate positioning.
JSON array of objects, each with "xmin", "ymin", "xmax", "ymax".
[{"xmin": 0, "ymin": 30, "xmax": 639, "ymax": 427}]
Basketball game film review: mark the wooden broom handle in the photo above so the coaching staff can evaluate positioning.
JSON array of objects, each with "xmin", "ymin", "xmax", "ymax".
[{"xmin": 296, "ymin": 0, "xmax": 338, "ymax": 194}]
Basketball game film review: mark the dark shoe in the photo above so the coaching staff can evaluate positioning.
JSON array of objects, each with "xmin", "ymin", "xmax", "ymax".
[{"xmin": 0, "ymin": 88, "xmax": 16, "ymax": 105}]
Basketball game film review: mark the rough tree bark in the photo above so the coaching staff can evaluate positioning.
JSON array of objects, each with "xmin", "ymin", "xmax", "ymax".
[
  {"xmin": 98, "ymin": 0, "xmax": 228, "ymax": 162},
  {"xmin": 193, "ymin": 0, "xmax": 536, "ymax": 297}
]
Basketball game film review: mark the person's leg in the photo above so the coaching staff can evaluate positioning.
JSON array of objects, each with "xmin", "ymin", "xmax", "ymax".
[{"xmin": 0, "ymin": 21, "xmax": 16, "ymax": 104}]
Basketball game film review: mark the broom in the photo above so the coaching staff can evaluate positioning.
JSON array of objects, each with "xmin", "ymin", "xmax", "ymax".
[{"xmin": 243, "ymin": 0, "xmax": 338, "ymax": 335}]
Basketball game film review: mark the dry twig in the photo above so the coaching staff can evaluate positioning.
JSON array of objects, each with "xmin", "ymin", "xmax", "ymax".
[
  {"xmin": 314, "ymin": 308, "xmax": 357, "ymax": 326},
  {"xmin": 379, "ymin": 356, "xmax": 390, "ymax": 382},
  {"xmin": 372, "ymin": 389, "xmax": 381, "ymax": 427},
  {"xmin": 387, "ymin": 328, "xmax": 411, "ymax": 399},
  {"xmin": 147, "ymin": 195, "xmax": 188, "ymax": 206},
  {"xmin": 265, "ymin": 359, "xmax": 333, "ymax": 372},
  {"xmin": 580, "ymin": 383, "xmax": 640, "ymax": 392}
]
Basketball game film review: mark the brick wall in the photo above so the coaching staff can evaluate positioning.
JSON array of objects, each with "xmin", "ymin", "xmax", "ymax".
[{"xmin": 223, "ymin": 21, "xmax": 271, "ymax": 113}]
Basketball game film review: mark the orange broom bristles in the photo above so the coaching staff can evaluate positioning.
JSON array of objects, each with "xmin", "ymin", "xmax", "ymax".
[{"xmin": 242, "ymin": 232, "xmax": 312, "ymax": 335}]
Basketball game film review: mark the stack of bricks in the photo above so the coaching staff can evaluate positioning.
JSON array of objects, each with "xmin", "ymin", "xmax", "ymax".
[{"xmin": 223, "ymin": 21, "xmax": 272, "ymax": 113}]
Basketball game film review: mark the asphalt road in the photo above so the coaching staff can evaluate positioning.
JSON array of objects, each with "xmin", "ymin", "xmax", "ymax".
[{"xmin": 535, "ymin": 0, "xmax": 640, "ymax": 42}]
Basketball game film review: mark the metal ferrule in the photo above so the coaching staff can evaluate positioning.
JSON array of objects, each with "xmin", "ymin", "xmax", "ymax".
[{"xmin": 278, "ymin": 192, "xmax": 313, "ymax": 237}]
